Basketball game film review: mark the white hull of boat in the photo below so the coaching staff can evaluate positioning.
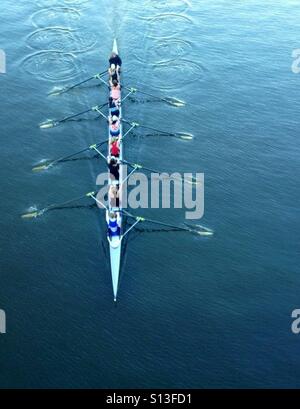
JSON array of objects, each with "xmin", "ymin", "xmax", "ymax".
[{"xmin": 109, "ymin": 236, "xmax": 122, "ymax": 302}]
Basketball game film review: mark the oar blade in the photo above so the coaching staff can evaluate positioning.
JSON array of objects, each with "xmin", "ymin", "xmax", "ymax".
[
  {"xmin": 174, "ymin": 132, "xmax": 194, "ymax": 140},
  {"xmin": 165, "ymin": 97, "xmax": 186, "ymax": 107},
  {"xmin": 197, "ymin": 231, "xmax": 214, "ymax": 236},
  {"xmin": 52, "ymin": 89, "xmax": 66, "ymax": 96},
  {"xmin": 195, "ymin": 224, "xmax": 214, "ymax": 232},
  {"xmin": 32, "ymin": 163, "xmax": 50, "ymax": 172},
  {"xmin": 172, "ymin": 176, "xmax": 198, "ymax": 186},
  {"xmin": 39, "ymin": 121, "xmax": 56, "ymax": 129},
  {"xmin": 184, "ymin": 175, "xmax": 201, "ymax": 186},
  {"xmin": 129, "ymin": 88, "xmax": 186, "ymax": 107},
  {"xmin": 48, "ymin": 87, "xmax": 65, "ymax": 96},
  {"xmin": 21, "ymin": 210, "xmax": 39, "ymax": 219},
  {"xmin": 184, "ymin": 222, "xmax": 214, "ymax": 236}
]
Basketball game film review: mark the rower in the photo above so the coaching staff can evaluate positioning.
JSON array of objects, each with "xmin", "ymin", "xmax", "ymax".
[
  {"xmin": 110, "ymin": 138, "xmax": 120, "ymax": 157},
  {"xmin": 109, "ymin": 52, "xmax": 122, "ymax": 72},
  {"xmin": 110, "ymin": 79, "xmax": 121, "ymax": 104},
  {"xmin": 109, "ymin": 98, "xmax": 120, "ymax": 118},
  {"xmin": 108, "ymin": 63, "xmax": 119, "ymax": 82},
  {"xmin": 106, "ymin": 210, "xmax": 121, "ymax": 238},
  {"xmin": 109, "ymin": 184, "xmax": 120, "ymax": 208},
  {"xmin": 108, "ymin": 157, "xmax": 120, "ymax": 181},
  {"xmin": 109, "ymin": 115, "xmax": 120, "ymax": 137}
]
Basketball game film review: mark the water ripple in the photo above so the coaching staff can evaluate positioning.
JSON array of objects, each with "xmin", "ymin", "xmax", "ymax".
[
  {"xmin": 37, "ymin": 0, "xmax": 89, "ymax": 6},
  {"xmin": 145, "ymin": 13, "xmax": 194, "ymax": 40},
  {"xmin": 144, "ymin": 12, "xmax": 192, "ymax": 23},
  {"xmin": 26, "ymin": 27, "xmax": 97, "ymax": 53},
  {"xmin": 150, "ymin": 59, "xmax": 206, "ymax": 91},
  {"xmin": 31, "ymin": 7, "xmax": 81, "ymax": 28},
  {"xmin": 133, "ymin": 38, "xmax": 192, "ymax": 65},
  {"xmin": 123, "ymin": 0, "xmax": 191, "ymax": 13},
  {"xmin": 63, "ymin": 0, "xmax": 89, "ymax": 4},
  {"xmin": 22, "ymin": 51, "xmax": 80, "ymax": 82}
]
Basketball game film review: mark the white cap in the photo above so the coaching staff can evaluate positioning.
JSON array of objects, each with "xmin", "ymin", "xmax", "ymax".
[
  {"xmin": 112, "ymin": 115, "xmax": 118, "ymax": 122},
  {"xmin": 110, "ymin": 63, "xmax": 116, "ymax": 70}
]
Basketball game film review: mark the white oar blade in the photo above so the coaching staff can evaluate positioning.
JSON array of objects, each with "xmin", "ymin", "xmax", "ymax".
[
  {"xmin": 176, "ymin": 132, "xmax": 194, "ymax": 140},
  {"xmin": 197, "ymin": 231, "xmax": 214, "ymax": 236},
  {"xmin": 167, "ymin": 98, "xmax": 186, "ymax": 107},
  {"xmin": 48, "ymin": 87, "xmax": 65, "ymax": 96},
  {"xmin": 32, "ymin": 162, "xmax": 51, "ymax": 172},
  {"xmin": 39, "ymin": 122, "xmax": 55, "ymax": 129}
]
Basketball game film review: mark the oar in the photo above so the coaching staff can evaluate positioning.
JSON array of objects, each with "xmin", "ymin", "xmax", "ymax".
[
  {"xmin": 120, "ymin": 159, "xmax": 199, "ymax": 185},
  {"xmin": 39, "ymin": 102, "xmax": 108, "ymax": 129},
  {"xmin": 21, "ymin": 191, "xmax": 95, "ymax": 219},
  {"xmin": 122, "ymin": 119, "xmax": 193, "ymax": 140},
  {"xmin": 50, "ymin": 71, "xmax": 107, "ymax": 96},
  {"xmin": 32, "ymin": 140, "xmax": 109, "ymax": 172},
  {"xmin": 126, "ymin": 87, "xmax": 186, "ymax": 107},
  {"xmin": 123, "ymin": 210, "xmax": 213, "ymax": 236}
]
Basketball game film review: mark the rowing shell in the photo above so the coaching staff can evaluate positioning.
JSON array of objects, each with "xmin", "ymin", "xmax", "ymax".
[
  {"xmin": 107, "ymin": 39, "xmax": 123, "ymax": 302},
  {"xmin": 22, "ymin": 38, "xmax": 212, "ymax": 303}
]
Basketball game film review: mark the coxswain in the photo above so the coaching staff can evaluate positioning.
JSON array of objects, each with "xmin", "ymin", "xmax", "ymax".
[
  {"xmin": 106, "ymin": 210, "xmax": 121, "ymax": 237},
  {"xmin": 109, "ymin": 52, "xmax": 122, "ymax": 72}
]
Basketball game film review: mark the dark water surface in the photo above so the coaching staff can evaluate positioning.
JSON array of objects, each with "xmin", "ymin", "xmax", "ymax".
[{"xmin": 0, "ymin": 0, "xmax": 300, "ymax": 388}]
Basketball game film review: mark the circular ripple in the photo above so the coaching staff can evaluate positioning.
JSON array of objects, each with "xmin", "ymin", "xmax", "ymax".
[
  {"xmin": 37, "ymin": 0, "xmax": 88, "ymax": 5},
  {"xmin": 122, "ymin": 0, "xmax": 190, "ymax": 13},
  {"xmin": 145, "ymin": 13, "xmax": 194, "ymax": 40},
  {"xmin": 148, "ymin": 0, "xmax": 191, "ymax": 13},
  {"xmin": 133, "ymin": 38, "xmax": 192, "ymax": 65},
  {"xmin": 63, "ymin": 0, "xmax": 89, "ymax": 4},
  {"xmin": 22, "ymin": 51, "xmax": 80, "ymax": 82},
  {"xmin": 32, "ymin": 7, "xmax": 81, "ymax": 28},
  {"xmin": 27, "ymin": 27, "xmax": 97, "ymax": 53},
  {"xmin": 151, "ymin": 60, "xmax": 206, "ymax": 91}
]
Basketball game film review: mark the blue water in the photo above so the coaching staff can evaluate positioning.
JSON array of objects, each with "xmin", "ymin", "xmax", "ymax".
[{"xmin": 0, "ymin": 0, "xmax": 300, "ymax": 388}]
